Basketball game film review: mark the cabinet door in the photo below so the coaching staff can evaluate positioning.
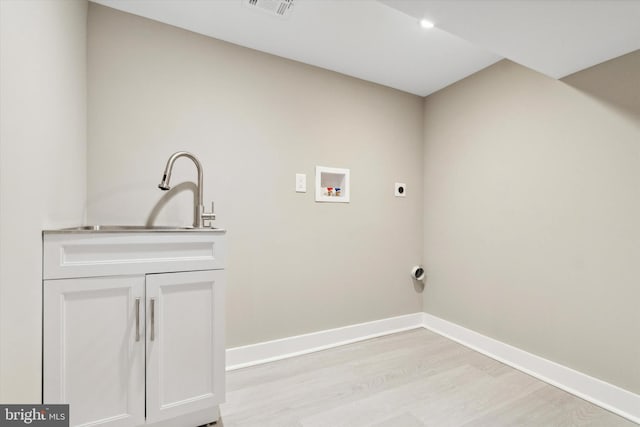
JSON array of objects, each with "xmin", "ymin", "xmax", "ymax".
[
  {"xmin": 145, "ymin": 270, "xmax": 225, "ymax": 424},
  {"xmin": 43, "ymin": 276, "xmax": 145, "ymax": 427}
]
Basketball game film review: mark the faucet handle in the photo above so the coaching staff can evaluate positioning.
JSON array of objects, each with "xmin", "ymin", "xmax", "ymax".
[{"xmin": 201, "ymin": 201, "xmax": 216, "ymax": 227}]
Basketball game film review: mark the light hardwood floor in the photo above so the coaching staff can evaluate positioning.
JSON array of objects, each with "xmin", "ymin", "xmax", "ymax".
[{"xmin": 219, "ymin": 329, "xmax": 636, "ymax": 427}]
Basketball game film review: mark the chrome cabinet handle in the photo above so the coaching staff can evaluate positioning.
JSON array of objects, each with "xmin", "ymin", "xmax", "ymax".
[
  {"xmin": 150, "ymin": 298, "xmax": 156, "ymax": 341},
  {"xmin": 135, "ymin": 298, "xmax": 141, "ymax": 342}
]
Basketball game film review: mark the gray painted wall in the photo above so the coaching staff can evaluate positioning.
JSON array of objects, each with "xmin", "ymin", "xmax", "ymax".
[
  {"xmin": 563, "ymin": 50, "xmax": 640, "ymax": 122},
  {"xmin": 422, "ymin": 56, "xmax": 640, "ymax": 393},
  {"xmin": 0, "ymin": 0, "xmax": 87, "ymax": 402},
  {"xmin": 87, "ymin": 4, "xmax": 425, "ymax": 348}
]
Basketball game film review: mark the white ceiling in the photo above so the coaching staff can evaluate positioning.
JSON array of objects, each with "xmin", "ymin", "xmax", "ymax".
[
  {"xmin": 382, "ymin": 0, "xmax": 640, "ymax": 79},
  {"xmin": 91, "ymin": 0, "xmax": 640, "ymax": 96}
]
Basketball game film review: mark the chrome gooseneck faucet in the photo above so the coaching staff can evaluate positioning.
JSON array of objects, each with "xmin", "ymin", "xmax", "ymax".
[{"xmin": 158, "ymin": 151, "xmax": 215, "ymax": 228}]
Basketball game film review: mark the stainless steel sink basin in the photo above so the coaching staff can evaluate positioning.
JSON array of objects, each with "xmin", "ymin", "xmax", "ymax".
[
  {"xmin": 46, "ymin": 225, "xmax": 224, "ymax": 233},
  {"xmin": 67, "ymin": 225, "xmax": 195, "ymax": 231}
]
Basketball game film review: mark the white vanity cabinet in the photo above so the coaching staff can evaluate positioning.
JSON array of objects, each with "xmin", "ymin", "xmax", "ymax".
[
  {"xmin": 44, "ymin": 275, "xmax": 146, "ymax": 427},
  {"xmin": 145, "ymin": 270, "xmax": 225, "ymax": 425},
  {"xmin": 43, "ymin": 230, "xmax": 226, "ymax": 427}
]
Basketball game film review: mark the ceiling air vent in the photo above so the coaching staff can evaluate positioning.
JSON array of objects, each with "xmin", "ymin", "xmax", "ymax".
[{"xmin": 244, "ymin": 0, "xmax": 294, "ymax": 18}]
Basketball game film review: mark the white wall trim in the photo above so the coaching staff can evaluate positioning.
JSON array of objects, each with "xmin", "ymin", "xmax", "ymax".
[
  {"xmin": 422, "ymin": 312, "xmax": 640, "ymax": 425},
  {"xmin": 226, "ymin": 313, "xmax": 424, "ymax": 371},
  {"xmin": 225, "ymin": 312, "xmax": 639, "ymax": 424}
]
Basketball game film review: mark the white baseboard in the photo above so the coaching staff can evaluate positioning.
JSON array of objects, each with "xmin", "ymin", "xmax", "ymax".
[
  {"xmin": 225, "ymin": 311, "xmax": 640, "ymax": 425},
  {"xmin": 226, "ymin": 313, "xmax": 424, "ymax": 370},
  {"xmin": 422, "ymin": 312, "xmax": 640, "ymax": 425}
]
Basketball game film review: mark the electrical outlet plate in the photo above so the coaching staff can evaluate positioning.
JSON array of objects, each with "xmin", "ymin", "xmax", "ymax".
[
  {"xmin": 296, "ymin": 173, "xmax": 306, "ymax": 192},
  {"xmin": 395, "ymin": 182, "xmax": 406, "ymax": 197}
]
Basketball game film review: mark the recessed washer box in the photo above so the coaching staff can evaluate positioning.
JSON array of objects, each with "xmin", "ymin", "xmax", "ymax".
[{"xmin": 315, "ymin": 166, "xmax": 350, "ymax": 203}]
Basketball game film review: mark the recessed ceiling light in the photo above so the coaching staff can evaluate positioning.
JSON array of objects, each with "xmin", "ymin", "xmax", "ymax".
[{"xmin": 420, "ymin": 19, "xmax": 435, "ymax": 29}]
